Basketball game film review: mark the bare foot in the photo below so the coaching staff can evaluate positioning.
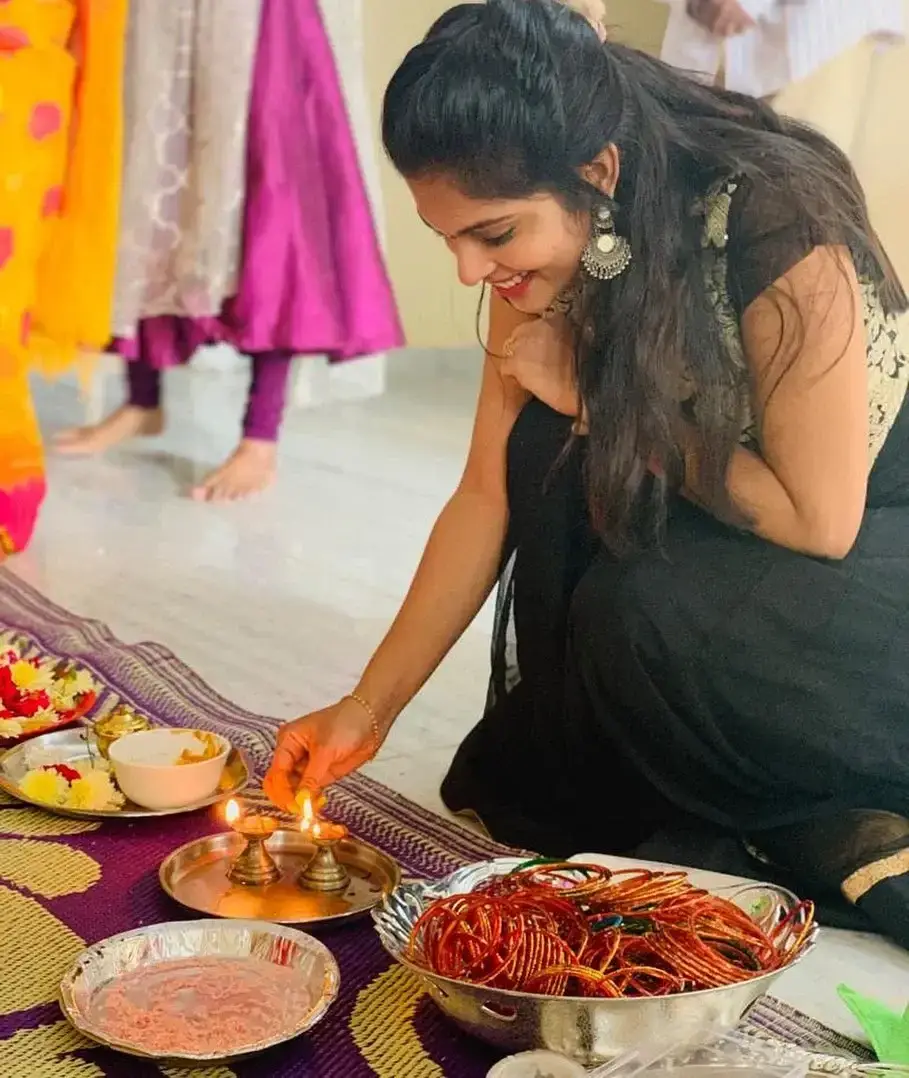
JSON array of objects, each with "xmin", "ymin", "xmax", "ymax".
[
  {"xmin": 55, "ymin": 406, "xmax": 165, "ymax": 456},
  {"xmin": 191, "ymin": 439, "xmax": 277, "ymax": 502}
]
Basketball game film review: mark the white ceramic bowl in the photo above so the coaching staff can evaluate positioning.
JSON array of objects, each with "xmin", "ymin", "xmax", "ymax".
[
  {"xmin": 108, "ymin": 729, "xmax": 230, "ymax": 811},
  {"xmin": 488, "ymin": 1052, "xmax": 587, "ymax": 1078}
]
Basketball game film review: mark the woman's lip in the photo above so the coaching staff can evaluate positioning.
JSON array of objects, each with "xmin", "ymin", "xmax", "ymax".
[{"xmin": 492, "ymin": 273, "xmax": 534, "ymax": 298}]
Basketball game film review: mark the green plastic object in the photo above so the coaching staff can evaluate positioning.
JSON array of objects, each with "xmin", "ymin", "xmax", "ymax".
[{"xmin": 838, "ymin": 984, "xmax": 909, "ymax": 1064}]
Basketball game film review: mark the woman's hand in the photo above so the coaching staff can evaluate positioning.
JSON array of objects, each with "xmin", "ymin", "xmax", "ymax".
[
  {"xmin": 500, "ymin": 314, "xmax": 581, "ymax": 418},
  {"xmin": 264, "ymin": 697, "xmax": 378, "ymax": 811},
  {"xmin": 686, "ymin": 0, "xmax": 755, "ymax": 36}
]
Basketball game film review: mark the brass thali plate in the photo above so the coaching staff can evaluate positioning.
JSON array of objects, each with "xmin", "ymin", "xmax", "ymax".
[
  {"xmin": 0, "ymin": 727, "xmax": 250, "ymax": 819},
  {"xmin": 160, "ymin": 829, "xmax": 401, "ymax": 927}
]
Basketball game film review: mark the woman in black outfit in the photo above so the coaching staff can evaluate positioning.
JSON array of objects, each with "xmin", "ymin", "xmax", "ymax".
[{"xmin": 266, "ymin": 0, "xmax": 909, "ymax": 947}]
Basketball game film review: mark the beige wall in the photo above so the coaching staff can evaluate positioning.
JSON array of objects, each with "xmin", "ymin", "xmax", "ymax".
[
  {"xmin": 607, "ymin": 0, "xmax": 668, "ymax": 53},
  {"xmin": 364, "ymin": 1, "xmax": 478, "ymax": 348},
  {"xmin": 776, "ymin": 34, "xmax": 909, "ymax": 289}
]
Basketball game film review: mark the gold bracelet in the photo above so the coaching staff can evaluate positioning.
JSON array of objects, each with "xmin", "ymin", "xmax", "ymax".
[{"xmin": 345, "ymin": 691, "xmax": 382, "ymax": 756}]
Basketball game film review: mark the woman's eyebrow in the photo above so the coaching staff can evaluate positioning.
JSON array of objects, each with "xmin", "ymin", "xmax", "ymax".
[{"xmin": 418, "ymin": 214, "xmax": 515, "ymax": 238}]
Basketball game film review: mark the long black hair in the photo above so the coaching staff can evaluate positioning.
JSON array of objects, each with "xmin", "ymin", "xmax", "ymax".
[{"xmin": 382, "ymin": 0, "xmax": 905, "ymax": 552}]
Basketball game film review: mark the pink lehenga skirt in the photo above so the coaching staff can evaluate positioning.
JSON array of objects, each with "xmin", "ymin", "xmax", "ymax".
[{"xmin": 113, "ymin": 0, "xmax": 403, "ymax": 368}]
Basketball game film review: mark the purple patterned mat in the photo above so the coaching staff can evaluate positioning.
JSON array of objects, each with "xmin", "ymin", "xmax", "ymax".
[{"xmin": 0, "ymin": 569, "xmax": 869, "ymax": 1077}]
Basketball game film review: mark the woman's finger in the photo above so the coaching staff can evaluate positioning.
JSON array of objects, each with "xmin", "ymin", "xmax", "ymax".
[
  {"xmin": 265, "ymin": 740, "xmax": 308, "ymax": 810},
  {"xmin": 716, "ymin": 12, "xmax": 750, "ymax": 35},
  {"xmin": 275, "ymin": 719, "xmax": 304, "ymax": 744},
  {"xmin": 686, "ymin": 0, "xmax": 712, "ymax": 28},
  {"xmin": 262, "ymin": 767, "xmax": 285, "ymax": 810},
  {"xmin": 716, "ymin": 2, "xmax": 754, "ymax": 35}
]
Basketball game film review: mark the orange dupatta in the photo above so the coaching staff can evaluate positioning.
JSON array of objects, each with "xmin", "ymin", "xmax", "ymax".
[{"xmin": 0, "ymin": 0, "xmax": 126, "ymax": 555}]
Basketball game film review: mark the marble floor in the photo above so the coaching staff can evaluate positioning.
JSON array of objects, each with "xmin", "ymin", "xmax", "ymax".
[
  {"xmin": 17, "ymin": 351, "xmax": 491, "ymax": 819},
  {"xmin": 12, "ymin": 353, "xmax": 909, "ymax": 1041}
]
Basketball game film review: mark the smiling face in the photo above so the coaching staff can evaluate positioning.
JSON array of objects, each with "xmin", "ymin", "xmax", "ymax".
[{"xmin": 407, "ymin": 174, "xmax": 590, "ymax": 315}]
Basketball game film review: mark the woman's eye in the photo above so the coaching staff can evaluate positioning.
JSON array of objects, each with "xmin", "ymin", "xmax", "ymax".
[{"xmin": 482, "ymin": 228, "xmax": 515, "ymax": 248}]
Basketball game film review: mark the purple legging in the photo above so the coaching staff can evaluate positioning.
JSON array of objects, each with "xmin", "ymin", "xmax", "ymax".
[{"xmin": 125, "ymin": 351, "xmax": 293, "ymax": 442}]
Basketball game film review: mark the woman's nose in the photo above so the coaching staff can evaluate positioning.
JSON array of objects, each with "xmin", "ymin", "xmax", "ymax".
[{"xmin": 451, "ymin": 240, "xmax": 495, "ymax": 288}]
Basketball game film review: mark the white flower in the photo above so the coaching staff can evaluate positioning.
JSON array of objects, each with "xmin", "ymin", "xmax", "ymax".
[
  {"xmin": 28, "ymin": 707, "xmax": 58, "ymax": 727},
  {"xmin": 67, "ymin": 669, "xmax": 97, "ymax": 697},
  {"xmin": 73, "ymin": 756, "xmax": 112, "ymax": 778},
  {"xmin": 50, "ymin": 666, "xmax": 95, "ymax": 710},
  {"xmin": 50, "ymin": 687, "xmax": 76, "ymax": 710}
]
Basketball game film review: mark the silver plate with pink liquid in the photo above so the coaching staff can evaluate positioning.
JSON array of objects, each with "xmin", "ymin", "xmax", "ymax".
[{"xmin": 59, "ymin": 919, "xmax": 339, "ymax": 1063}]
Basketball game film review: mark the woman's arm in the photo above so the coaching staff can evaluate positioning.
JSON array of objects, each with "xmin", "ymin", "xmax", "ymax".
[
  {"xmin": 264, "ymin": 297, "xmax": 536, "ymax": 802},
  {"xmin": 685, "ymin": 245, "xmax": 869, "ymax": 559},
  {"xmin": 354, "ymin": 295, "xmax": 532, "ymax": 728}
]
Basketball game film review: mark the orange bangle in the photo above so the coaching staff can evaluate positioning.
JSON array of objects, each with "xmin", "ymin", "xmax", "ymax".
[{"xmin": 345, "ymin": 692, "xmax": 382, "ymax": 756}]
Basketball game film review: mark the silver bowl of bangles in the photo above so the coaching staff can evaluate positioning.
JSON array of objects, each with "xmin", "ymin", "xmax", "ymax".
[{"xmin": 372, "ymin": 856, "xmax": 818, "ymax": 1067}]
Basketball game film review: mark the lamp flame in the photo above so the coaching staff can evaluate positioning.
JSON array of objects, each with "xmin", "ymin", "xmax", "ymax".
[
  {"xmin": 297, "ymin": 792, "xmax": 323, "ymax": 839},
  {"xmin": 225, "ymin": 799, "xmax": 240, "ymax": 826}
]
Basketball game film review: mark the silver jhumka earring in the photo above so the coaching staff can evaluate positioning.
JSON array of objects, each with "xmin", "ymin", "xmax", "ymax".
[{"xmin": 581, "ymin": 202, "xmax": 632, "ymax": 281}]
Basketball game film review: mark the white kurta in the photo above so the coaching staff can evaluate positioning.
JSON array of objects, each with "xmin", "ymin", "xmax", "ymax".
[
  {"xmin": 112, "ymin": 0, "xmax": 263, "ymax": 338},
  {"xmin": 658, "ymin": 0, "xmax": 905, "ymax": 97}
]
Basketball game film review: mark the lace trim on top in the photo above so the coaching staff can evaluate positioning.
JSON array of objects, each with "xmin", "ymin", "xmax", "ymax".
[{"xmin": 699, "ymin": 179, "xmax": 908, "ymax": 465}]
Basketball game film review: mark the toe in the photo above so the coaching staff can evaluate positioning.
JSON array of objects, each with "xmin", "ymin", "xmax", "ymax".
[{"xmin": 53, "ymin": 429, "xmax": 93, "ymax": 455}]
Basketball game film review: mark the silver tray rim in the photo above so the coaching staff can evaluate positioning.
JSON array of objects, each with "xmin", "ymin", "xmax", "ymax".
[
  {"xmin": 0, "ymin": 726, "xmax": 251, "ymax": 818},
  {"xmin": 58, "ymin": 917, "xmax": 341, "ymax": 1063},
  {"xmin": 0, "ymin": 715, "xmax": 82, "ymax": 748}
]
